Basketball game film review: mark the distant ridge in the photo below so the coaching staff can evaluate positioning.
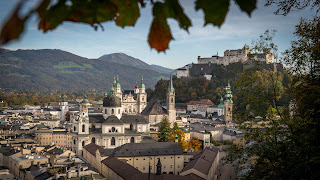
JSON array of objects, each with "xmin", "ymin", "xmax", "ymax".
[
  {"xmin": 0, "ymin": 49, "xmax": 169, "ymax": 92},
  {"xmin": 98, "ymin": 53, "xmax": 172, "ymax": 74}
]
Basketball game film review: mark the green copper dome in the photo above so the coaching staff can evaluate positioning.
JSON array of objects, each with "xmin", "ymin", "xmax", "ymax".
[
  {"xmin": 81, "ymin": 99, "xmax": 90, "ymax": 105},
  {"xmin": 115, "ymin": 77, "xmax": 121, "ymax": 89},
  {"xmin": 218, "ymin": 96, "xmax": 224, "ymax": 109},
  {"xmin": 139, "ymin": 77, "xmax": 145, "ymax": 89}
]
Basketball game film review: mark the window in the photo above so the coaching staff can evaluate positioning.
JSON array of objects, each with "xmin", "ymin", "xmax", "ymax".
[
  {"xmin": 171, "ymin": 97, "xmax": 174, "ymax": 103},
  {"xmin": 91, "ymin": 137, "xmax": 96, "ymax": 144},
  {"xmin": 164, "ymin": 165, "xmax": 166, "ymax": 169},
  {"xmin": 112, "ymin": 127, "xmax": 116, "ymax": 132},
  {"xmin": 143, "ymin": 166, "xmax": 145, "ymax": 170},
  {"xmin": 130, "ymin": 123, "xmax": 133, "ymax": 130},
  {"xmin": 118, "ymin": 109, "xmax": 120, "ymax": 114},
  {"xmin": 105, "ymin": 109, "xmax": 107, "ymax": 114},
  {"xmin": 82, "ymin": 124, "xmax": 85, "ymax": 132},
  {"xmin": 150, "ymin": 166, "xmax": 152, "ymax": 170},
  {"xmin": 178, "ymin": 165, "xmax": 180, "ymax": 168},
  {"xmin": 111, "ymin": 137, "xmax": 115, "ymax": 145},
  {"xmin": 73, "ymin": 126, "xmax": 76, "ymax": 131},
  {"xmin": 82, "ymin": 141, "xmax": 85, "ymax": 147},
  {"xmin": 130, "ymin": 137, "xmax": 135, "ymax": 143},
  {"xmin": 73, "ymin": 139, "xmax": 76, "ymax": 144},
  {"xmin": 112, "ymin": 109, "xmax": 114, "ymax": 114},
  {"xmin": 170, "ymin": 165, "xmax": 173, "ymax": 169}
]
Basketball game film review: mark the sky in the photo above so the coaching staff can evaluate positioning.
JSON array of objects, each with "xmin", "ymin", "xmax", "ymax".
[{"xmin": 0, "ymin": 0, "xmax": 316, "ymax": 69}]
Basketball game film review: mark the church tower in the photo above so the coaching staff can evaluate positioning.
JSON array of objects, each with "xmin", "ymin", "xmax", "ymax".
[
  {"xmin": 60, "ymin": 95, "xmax": 69, "ymax": 121},
  {"xmin": 137, "ymin": 77, "xmax": 147, "ymax": 113},
  {"xmin": 224, "ymin": 83, "xmax": 233, "ymax": 122},
  {"xmin": 72, "ymin": 98, "xmax": 90, "ymax": 156},
  {"xmin": 166, "ymin": 74, "xmax": 176, "ymax": 125},
  {"xmin": 218, "ymin": 96, "xmax": 225, "ymax": 116},
  {"xmin": 114, "ymin": 76, "xmax": 122, "ymax": 100}
]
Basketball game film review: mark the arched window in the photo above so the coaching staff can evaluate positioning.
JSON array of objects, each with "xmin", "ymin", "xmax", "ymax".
[
  {"xmin": 82, "ymin": 124, "xmax": 85, "ymax": 132},
  {"xmin": 73, "ymin": 139, "xmax": 76, "ymax": 145},
  {"xmin": 112, "ymin": 127, "xmax": 116, "ymax": 132},
  {"xmin": 118, "ymin": 109, "xmax": 120, "ymax": 114},
  {"xmin": 91, "ymin": 137, "xmax": 95, "ymax": 144},
  {"xmin": 105, "ymin": 109, "xmax": 107, "ymax": 114},
  {"xmin": 82, "ymin": 141, "xmax": 85, "ymax": 147},
  {"xmin": 73, "ymin": 126, "xmax": 76, "ymax": 132},
  {"xmin": 111, "ymin": 137, "xmax": 115, "ymax": 146},
  {"xmin": 130, "ymin": 137, "xmax": 135, "ymax": 143},
  {"xmin": 112, "ymin": 109, "xmax": 114, "ymax": 114},
  {"xmin": 130, "ymin": 123, "xmax": 133, "ymax": 130},
  {"xmin": 171, "ymin": 97, "xmax": 174, "ymax": 103}
]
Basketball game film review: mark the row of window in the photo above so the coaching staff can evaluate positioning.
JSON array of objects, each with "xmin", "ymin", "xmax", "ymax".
[
  {"xmin": 135, "ymin": 165, "xmax": 179, "ymax": 171},
  {"xmin": 75, "ymin": 137, "xmax": 135, "ymax": 146}
]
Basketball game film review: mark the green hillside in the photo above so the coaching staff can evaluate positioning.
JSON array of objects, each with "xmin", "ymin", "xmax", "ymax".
[{"xmin": 0, "ymin": 49, "xmax": 168, "ymax": 92}]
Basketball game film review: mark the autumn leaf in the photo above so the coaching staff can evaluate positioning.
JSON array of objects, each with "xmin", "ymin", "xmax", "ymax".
[
  {"xmin": 195, "ymin": 0, "xmax": 230, "ymax": 27},
  {"xmin": 0, "ymin": 3, "xmax": 26, "ymax": 44},
  {"xmin": 235, "ymin": 0, "xmax": 257, "ymax": 16},
  {"xmin": 148, "ymin": 17, "xmax": 173, "ymax": 52}
]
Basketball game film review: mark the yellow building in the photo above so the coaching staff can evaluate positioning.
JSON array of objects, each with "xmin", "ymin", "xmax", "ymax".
[
  {"xmin": 83, "ymin": 142, "xmax": 194, "ymax": 175},
  {"xmin": 35, "ymin": 125, "xmax": 72, "ymax": 148}
]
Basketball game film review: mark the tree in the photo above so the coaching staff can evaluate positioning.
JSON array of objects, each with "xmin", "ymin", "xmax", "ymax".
[
  {"xmin": 158, "ymin": 116, "xmax": 171, "ymax": 142},
  {"xmin": 0, "ymin": 0, "xmax": 258, "ymax": 52},
  {"xmin": 172, "ymin": 122, "xmax": 179, "ymax": 130},
  {"xmin": 169, "ymin": 129, "xmax": 188, "ymax": 151},
  {"xmin": 188, "ymin": 137, "xmax": 202, "ymax": 152},
  {"xmin": 224, "ymin": 20, "xmax": 320, "ymax": 179}
]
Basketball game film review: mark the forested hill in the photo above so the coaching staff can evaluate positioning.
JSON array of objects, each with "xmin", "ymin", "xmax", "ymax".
[
  {"xmin": 0, "ymin": 49, "xmax": 169, "ymax": 92},
  {"xmin": 98, "ymin": 53, "xmax": 172, "ymax": 74}
]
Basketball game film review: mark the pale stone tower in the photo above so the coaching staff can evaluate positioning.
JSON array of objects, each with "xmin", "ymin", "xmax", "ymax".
[
  {"xmin": 137, "ymin": 77, "xmax": 147, "ymax": 113},
  {"xmin": 72, "ymin": 99, "xmax": 90, "ymax": 156},
  {"xmin": 224, "ymin": 83, "xmax": 233, "ymax": 122},
  {"xmin": 59, "ymin": 95, "xmax": 69, "ymax": 121},
  {"xmin": 166, "ymin": 74, "xmax": 176, "ymax": 125}
]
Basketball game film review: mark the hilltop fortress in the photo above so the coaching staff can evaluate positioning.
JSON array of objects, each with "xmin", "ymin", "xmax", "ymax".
[{"xmin": 177, "ymin": 46, "xmax": 279, "ymax": 79}]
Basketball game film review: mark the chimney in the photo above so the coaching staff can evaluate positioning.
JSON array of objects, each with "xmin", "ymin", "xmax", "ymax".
[{"xmin": 156, "ymin": 158, "xmax": 162, "ymax": 175}]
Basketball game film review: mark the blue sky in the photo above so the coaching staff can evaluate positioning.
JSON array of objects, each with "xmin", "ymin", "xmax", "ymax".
[{"xmin": 0, "ymin": 0, "xmax": 315, "ymax": 69}]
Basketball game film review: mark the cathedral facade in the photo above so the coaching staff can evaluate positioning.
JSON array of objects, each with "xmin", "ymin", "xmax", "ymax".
[{"xmin": 71, "ymin": 76, "xmax": 176, "ymax": 156}]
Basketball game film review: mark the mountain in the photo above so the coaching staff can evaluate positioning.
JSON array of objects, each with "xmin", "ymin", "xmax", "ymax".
[
  {"xmin": 98, "ymin": 53, "xmax": 172, "ymax": 74},
  {"xmin": 0, "ymin": 49, "xmax": 169, "ymax": 92},
  {"xmin": 150, "ymin": 64, "xmax": 172, "ymax": 74}
]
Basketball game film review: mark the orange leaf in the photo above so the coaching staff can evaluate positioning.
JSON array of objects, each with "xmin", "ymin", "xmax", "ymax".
[
  {"xmin": 148, "ymin": 18, "xmax": 173, "ymax": 52},
  {"xmin": 0, "ymin": 3, "xmax": 25, "ymax": 45}
]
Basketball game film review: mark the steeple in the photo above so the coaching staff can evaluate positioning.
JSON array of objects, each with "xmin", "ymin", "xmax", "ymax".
[
  {"xmin": 168, "ymin": 74, "xmax": 174, "ymax": 92},
  {"xmin": 139, "ymin": 76, "xmax": 145, "ymax": 89},
  {"xmin": 115, "ymin": 76, "xmax": 121, "ymax": 89},
  {"xmin": 224, "ymin": 83, "xmax": 233, "ymax": 103}
]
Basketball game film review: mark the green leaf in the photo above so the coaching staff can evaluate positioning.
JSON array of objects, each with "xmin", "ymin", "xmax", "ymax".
[
  {"xmin": 235, "ymin": 0, "xmax": 257, "ymax": 16},
  {"xmin": 112, "ymin": 0, "xmax": 140, "ymax": 27},
  {"xmin": 195, "ymin": 0, "xmax": 230, "ymax": 27}
]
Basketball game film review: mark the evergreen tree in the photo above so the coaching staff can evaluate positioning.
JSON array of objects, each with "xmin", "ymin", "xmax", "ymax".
[
  {"xmin": 158, "ymin": 116, "xmax": 171, "ymax": 142},
  {"xmin": 173, "ymin": 122, "xmax": 179, "ymax": 130}
]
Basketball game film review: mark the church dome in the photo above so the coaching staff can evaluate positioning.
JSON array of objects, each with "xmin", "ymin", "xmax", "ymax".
[{"xmin": 103, "ymin": 95, "xmax": 121, "ymax": 107}]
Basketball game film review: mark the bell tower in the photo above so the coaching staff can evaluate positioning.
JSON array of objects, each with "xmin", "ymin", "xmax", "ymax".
[
  {"xmin": 137, "ymin": 77, "xmax": 147, "ymax": 113},
  {"xmin": 224, "ymin": 83, "xmax": 233, "ymax": 122},
  {"xmin": 166, "ymin": 74, "xmax": 176, "ymax": 125}
]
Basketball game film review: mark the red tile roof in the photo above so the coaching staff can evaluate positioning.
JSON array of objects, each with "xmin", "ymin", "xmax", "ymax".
[{"xmin": 188, "ymin": 99, "xmax": 213, "ymax": 105}]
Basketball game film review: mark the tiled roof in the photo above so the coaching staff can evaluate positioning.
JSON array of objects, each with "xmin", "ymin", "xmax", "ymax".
[
  {"xmin": 103, "ymin": 115, "xmax": 123, "ymax": 125},
  {"xmin": 120, "ymin": 114, "xmax": 148, "ymax": 124},
  {"xmin": 89, "ymin": 115, "xmax": 105, "ymax": 123},
  {"xmin": 141, "ymin": 99, "xmax": 167, "ymax": 115},
  {"xmin": 101, "ymin": 157, "xmax": 142, "ymax": 180},
  {"xmin": 83, "ymin": 143, "xmax": 103, "ymax": 157},
  {"xmin": 181, "ymin": 147, "xmax": 219, "ymax": 175},
  {"xmin": 188, "ymin": 99, "xmax": 213, "ymax": 105}
]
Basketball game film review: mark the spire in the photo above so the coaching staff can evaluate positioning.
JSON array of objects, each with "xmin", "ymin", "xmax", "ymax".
[
  {"xmin": 218, "ymin": 96, "xmax": 224, "ymax": 109},
  {"xmin": 217, "ymin": 51, "xmax": 218, "ymax": 56},
  {"xmin": 139, "ymin": 76, "xmax": 145, "ymax": 89},
  {"xmin": 224, "ymin": 83, "xmax": 233, "ymax": 103},
  {"xmin": 168, "ymin": 74, "xmax": 174, "ymax": 91},
  {"xmin": 115, "ymin": 76, "xmax": 121, "ymax": 89}
]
